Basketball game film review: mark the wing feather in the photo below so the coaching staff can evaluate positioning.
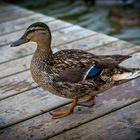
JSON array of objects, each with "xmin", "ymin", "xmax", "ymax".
[{"xmin": 53, "ymin": 49, "xmax": 131, "ymax": 83}]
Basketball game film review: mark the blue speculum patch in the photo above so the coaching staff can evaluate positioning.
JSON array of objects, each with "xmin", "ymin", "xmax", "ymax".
[{"xmin": 86, "ymin": 66, "xmax": 103, "ymax": 80}]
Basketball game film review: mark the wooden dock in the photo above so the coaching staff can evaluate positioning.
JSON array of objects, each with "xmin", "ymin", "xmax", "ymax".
[{"xmin": 0, "ymin": 3, "xmax": 140, "ymax": 140}]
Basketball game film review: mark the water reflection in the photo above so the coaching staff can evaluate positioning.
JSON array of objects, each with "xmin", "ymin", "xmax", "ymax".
[{"xmin": 9, "ymin": 0, "xmax": 140, "ymax": 45}]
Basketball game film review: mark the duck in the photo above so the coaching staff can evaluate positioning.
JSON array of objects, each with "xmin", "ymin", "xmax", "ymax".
[{"xmin": 11, "ymin": 22, "xmax": 140, "ymax": 118}]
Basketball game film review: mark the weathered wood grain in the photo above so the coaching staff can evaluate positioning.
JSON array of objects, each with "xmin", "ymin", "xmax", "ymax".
[
  {"xmin": 0, "ymin": 13, "xmax": 55, "ymax": 35},
  {"xmin": 0, "ymin": 25, "xmax": 95, "ymax": 63},
  {"xmin": 0, "ymin": 6, "xmax": 34, "ymax": 23},
  {"xmin": 53, "ymin": 33, "xmax": 118, "ymax": 52},
  {"xmin": 0, "ymin": 71, "xmax": 36, "ymax": 100},
  {"xmin": 0, "ymin": 55, "xmax": 32, "ymax": 79},
  {"xmin": 90, "ymin": 40, "xmax": 140, "ymax": 55},
  {"xmin": 0, "ymin": 88, "xmax": 71, "ymax": 129},
  {"xmin": 49, "ymin": 101, "xmax": 140, "ymax": 140},
  {"xmin": 0, "ymin": 77, "xmax": 139, "ymax": 139},
  {"xmin": 0, "ymin": 20, "xmax": 74, "ymax": 47},
  {"xmin": 120, "ymin": 51, "xmax": 140, "ymax": 68}
]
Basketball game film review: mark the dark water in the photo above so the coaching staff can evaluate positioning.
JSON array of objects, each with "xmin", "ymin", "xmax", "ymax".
[{"xmin": 10, "ymin": 0, "xmax": 140, "ymax": 45}]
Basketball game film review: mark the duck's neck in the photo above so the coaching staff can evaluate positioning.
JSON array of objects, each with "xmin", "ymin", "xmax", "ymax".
[{"xmin": 34, "ymin": 43, "xmax": 53, "ymax": 65}]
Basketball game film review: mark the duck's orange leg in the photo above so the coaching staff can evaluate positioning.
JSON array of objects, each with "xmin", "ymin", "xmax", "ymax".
[
  {"xmin": 78, "ymin": 96, "xmax": 96, "ymax": 107},
  {"xmin": 50, "ymin": 98, "xmax": 78, "ymax": 119}
]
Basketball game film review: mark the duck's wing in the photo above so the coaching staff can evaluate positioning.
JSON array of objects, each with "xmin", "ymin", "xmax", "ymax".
[
  {"xmin": 53, "ymin": 49, "xmax": 131, "ymax": 83},
  {"xmin": 55, "ymin": 67, "xmax": 89, "ymax": 83},
  {"xmin": 94, "ymin": 55, "xmax": 131, "ymax": 68},
  {"xmin": 55, "ymin": 66, "xmax": 104, "ymax": 83},
  {"xmin": 54, "ymin": 49, "xmax": 131, "ymax": 69},
  {"xmin": 53, "ymin": 49, "xmax": 96, "ymax": 71}
]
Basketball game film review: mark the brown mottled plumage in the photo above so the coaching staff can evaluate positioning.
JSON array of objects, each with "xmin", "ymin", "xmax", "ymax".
[{"xmin": 11, "ymin": 22, "xmax": 140, "ymax": 118}]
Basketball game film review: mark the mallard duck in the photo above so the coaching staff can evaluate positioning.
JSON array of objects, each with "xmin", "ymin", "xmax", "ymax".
[{"xmin": 11, "ymin": 22, "xmax": 140, "ymax": 118}]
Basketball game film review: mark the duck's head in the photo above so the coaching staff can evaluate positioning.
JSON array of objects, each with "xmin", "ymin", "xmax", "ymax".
[{"xmin": 11, "ymin": 22, "xmax": 51, "ymax": 49}]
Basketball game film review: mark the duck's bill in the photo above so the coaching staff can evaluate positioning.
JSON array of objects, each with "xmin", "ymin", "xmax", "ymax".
[{"xmin": 11, "ymin": 37, "xmax": 27, "ymax": 47}]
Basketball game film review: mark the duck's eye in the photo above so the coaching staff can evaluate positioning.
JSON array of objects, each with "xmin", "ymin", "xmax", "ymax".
[{"xmin": 26, "ymin": 36, "xmax": 30, "ymax": 41}]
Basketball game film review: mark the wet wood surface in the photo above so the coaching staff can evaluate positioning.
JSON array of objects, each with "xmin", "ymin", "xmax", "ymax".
[{"xmin": 0, "ymin": 3, "xmax": 140, "ymax": 140}]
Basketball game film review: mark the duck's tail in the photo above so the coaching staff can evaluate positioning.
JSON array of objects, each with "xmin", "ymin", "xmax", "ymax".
[{"xmin": 113, "ymin": 69, "xmax": 140, "ymax": 81}]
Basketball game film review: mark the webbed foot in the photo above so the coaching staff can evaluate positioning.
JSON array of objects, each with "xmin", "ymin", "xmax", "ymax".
[{"xmin": 50, "ymin": 98, "xmax": 78, "ymax": 119}]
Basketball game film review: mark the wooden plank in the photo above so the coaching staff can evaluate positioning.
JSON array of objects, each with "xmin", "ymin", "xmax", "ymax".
[
  {"xmin": 120, "ymin": 51, "xmax": 140, "ymax": 68},
  {"xmin": 0, "ymin": 55, "xmax": 32, "ymax": 79},
  {"xmin": 0, "ymin": 20, "xmax": 74, "ymax": 47},
  {"xmin": 53, "ymin": 33, "xmax": 118, "ymax": 52},
  {"xmin": 0, "ymin": 77, "xmax": 139, "ymax": 139},
  {"xmin": 44, "ymin": 19, "xmax": 72, "ymax": 33},
  {"xmin": 90, "ymin": 40, "xmax": 140, "ymax": 55},
  {"xmin": 0, "ymin": 88, "xmax": 71, "ymax": 129},
  {"xmin": 0, "ymin": 3, "xmax": 33, "ymax": 14},
  {"xmin": 0, "ymin": 13, "xmax": 55, "ymax": 35},
  {"xmin": 0, "ymin": 71, "xmax": 37, "ymax": 100},
  {"xmin": 49, "ymin": 101, "xmax": 140, "ymax": 140},
  {"xmin": 0, "ymin": 25, "xmax": 95, "ymax": 63},
  {"xmin": 0, "ymin": 39, "xmax": 139, "ymax": 79},
  {"xmin": 0, "ymin": 6, "xmax": 34, "ymax": 23}
]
